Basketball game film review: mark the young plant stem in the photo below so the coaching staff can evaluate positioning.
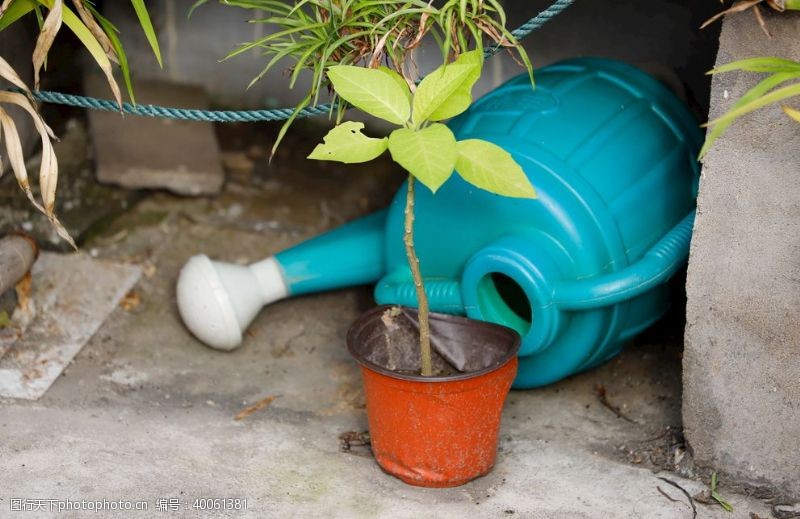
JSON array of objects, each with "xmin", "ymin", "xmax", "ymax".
[{"xmin": 403, "ymin": 175, "xmax": 433, "ymax": 377}]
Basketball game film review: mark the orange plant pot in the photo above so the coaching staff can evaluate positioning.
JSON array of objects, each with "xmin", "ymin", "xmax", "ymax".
[{"xmin": 347, "ymin": 306, "xmax": 520, "ymax": 488}]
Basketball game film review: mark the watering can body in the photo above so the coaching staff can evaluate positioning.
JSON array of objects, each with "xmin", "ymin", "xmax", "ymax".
[{"xmin": 178, "ymin": 57, "xmax": 701, "ymax": 388}]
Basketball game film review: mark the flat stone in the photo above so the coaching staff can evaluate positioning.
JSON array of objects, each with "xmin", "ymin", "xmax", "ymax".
[
  {"xmin": 85, "ymin": 75, "xmax": 224, "ymax": 196},
  {"xmin": 683, "ymin": 12, "xmax": 800, "ymax": 501},
  {"xmin": 0, "ymin": 252, "xmax": 141, "ymax": 399}
]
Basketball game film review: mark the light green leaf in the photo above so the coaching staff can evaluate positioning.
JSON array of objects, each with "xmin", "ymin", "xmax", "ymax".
[
  {"xmin": 308, "ymin": 121, "xmax": 388, "ymax": 164},
  {"xmin": 327, "ymin": 65, "xmax": 411, "ymax": 125},
  {"xmin": 378, "ymin": 66, "xmax": 412, "ymax": 104},
  {"xmin": 427, "ymin": 50, "xmax": 483, "ymax": 122},
  {"xmin": 700, "ymin": 72, "xmax": 797, "ymax": 158},
  {"xmin": 710, "ymin": 57, "xmax": 800, "ymax": 75},
  {"xmin": 707, "ymin": 82, "xmax": 800, "ymax": 128},
  {"xmin": 0, "ymin": 0, "xmax": 36, "ymax": 32},
  {"xmin": 783, "ymin": 106, "xmax": 800, "ymax": 122},
  {"xmin": 56, "ymin": 2, "xmax": 122, "ymax": 108},
  {"xmin": 131, "ymin": 0, "xmax": 162, "ymax": 67},
  {"xmin": 455, "ymin": 139, "xmax": 536, "ymax": 199},
  {"xmin": 388, "ymin": 124, "xmax": 457, "ymax": 193},
  {"xmin": 413, "ymin": 60, "xmax": 478, "ymax": 126}
]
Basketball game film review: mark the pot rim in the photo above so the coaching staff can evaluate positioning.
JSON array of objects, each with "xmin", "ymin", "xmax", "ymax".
[{"xmin": 347, "ymin": 305, "xmax": 521, "ymax": 383}]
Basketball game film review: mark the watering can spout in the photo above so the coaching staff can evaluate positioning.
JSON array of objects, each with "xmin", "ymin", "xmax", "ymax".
[{"xmin": 177, "ymin": 210, "xmax": 388, "ymax": 350}]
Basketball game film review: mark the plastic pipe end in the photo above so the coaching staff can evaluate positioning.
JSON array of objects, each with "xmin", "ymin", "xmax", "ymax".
[{"xmin": 177, "ymin": 254, "xmax": 244, "ymax": 351}]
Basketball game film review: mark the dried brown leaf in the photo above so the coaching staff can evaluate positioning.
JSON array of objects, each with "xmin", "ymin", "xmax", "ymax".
[
  {"xmin": 0, "ymin": 106, "xmax": 43, "ymax": 211},
  {"xmin": 0, "ymin": 56, "xmax": 32, "ymax": 93},
  {"xmin": 32, "ymin": 0, "xmax": 64, "ymax": 90},
  {"xmin": 752, "ymin": 5, "xmax": 772, "ymax": 37},
  {"xmin": 0, "ymin": 0, "xmax": 14, "ymax": 16},
  {"xmin": 234, "ymin": 395, "xmax": 277, "ymax": 421},
  {"xmin": 700, "ymin": 0, "xmax": 763, "ymax": 29},
  {"xmin": 71, "ymin": 0, "xmax": 119, "ymax": 64},
  {"xmin": 0, "ymin": 91, "xmax": 75, "ymax": 249}
]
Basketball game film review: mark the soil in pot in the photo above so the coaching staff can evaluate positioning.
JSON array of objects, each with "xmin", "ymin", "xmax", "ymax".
[{"xmin": 347, "ymin": 305, "xmax": 520, "ymax": 488}]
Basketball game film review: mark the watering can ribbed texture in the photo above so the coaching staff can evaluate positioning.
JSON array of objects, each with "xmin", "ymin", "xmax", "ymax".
[{"xmin": 177, "ymin": 57, "xmax": 701, "ymax": 388}]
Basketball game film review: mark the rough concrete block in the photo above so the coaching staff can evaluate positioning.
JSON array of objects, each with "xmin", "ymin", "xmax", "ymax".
[
  {"xmin": 683, "ymin": 12, "xmax": 800, "ymax": 500},
  {"xmin": 86, "ymin": 75, "xmax": 224, "ymax": 195}
]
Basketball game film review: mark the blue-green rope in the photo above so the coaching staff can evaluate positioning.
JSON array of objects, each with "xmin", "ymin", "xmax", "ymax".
[{"xmin": 21, "ymin": 0, "xmax": 575, "ymax": 123}]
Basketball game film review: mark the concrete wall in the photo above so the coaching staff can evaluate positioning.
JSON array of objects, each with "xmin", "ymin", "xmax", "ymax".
[
  {"xmin": 102, "ymin": 0, "xmax": 720, "ymax": 111},
  {"xmin": 683, "ymin": 12, "xmax": 800, "ymax": 500}
]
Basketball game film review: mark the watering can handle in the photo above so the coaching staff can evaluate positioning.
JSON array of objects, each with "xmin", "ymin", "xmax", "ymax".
[{"xmin": 552, "ymin": 210, "xmax": 695, "ymax": 311}]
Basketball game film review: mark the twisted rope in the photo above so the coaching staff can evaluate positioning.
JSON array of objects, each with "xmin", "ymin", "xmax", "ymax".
[{"xmin": 21, "ymin": 0, "xmax": 575, "ymax": 123}]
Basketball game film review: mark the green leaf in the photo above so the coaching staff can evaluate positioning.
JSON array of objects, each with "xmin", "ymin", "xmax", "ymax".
[
  {"xmin": 45, "ymin": 2, "xmax": 123, "ymax": 107},
  {"xmin": 0, "ymin": 0, "xmax": 37, "ymax": 32},
  {"xmin": 89, "ymin": 7, "xmax": 136, "ymax": 104},
  {"xmin": 710, "ymin": 57, "xmax": 800, "ymax": 75},
  {"xmin": 413, "ymin": 60, "xmax": 478, "ymax": 126},
  {"xmin": 455, "ymin": 139, "xmax": 536, "ymax": 199},
  {"xmin": 783, "ymin": 106, "xmax": 800, "ymax": 122},
  {"xmin": 308, "ymin": 121, "xmax": 388, "ymax": 163},
  {"xmin": 388, "ymin": 124, "xmax": 457, "ymax": 193},
  {"xmin": 700, "ymin": 72, "xmax": 798, "ymax": 158},
  {"xmin": 710, "ymin": 472, "xmax": 734, "ymax": 513},
  {"xmin": 707, "ymin": 82, "xmax": 800, "ymax": 128},
  {"xmin": 427, "ymin": 50, "xmax": 483, "ymax": 121},
  {"xmin": 131, "ymin": 0, "xmax": 163, "ymax": 67},
  {"xmin": 378, "ymin": 66, "xmax": 411, "ymax": 105},
  {"xmin": 327, "ymin": 65, "xmax": 411, "ymax": 125}
]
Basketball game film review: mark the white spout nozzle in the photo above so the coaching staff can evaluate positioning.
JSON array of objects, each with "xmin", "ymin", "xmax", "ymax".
[{"xmin": 176, "ymin": 255, "xmax": 289, "ymax": 351}]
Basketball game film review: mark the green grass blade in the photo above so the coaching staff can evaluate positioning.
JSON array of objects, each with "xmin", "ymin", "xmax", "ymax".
[
  {"xmin": 701, "ymin": 72, "xmax": 797, "ymax": 157},
  {"xmin": 130, "ymin": 0, "xmax": 163, "ymax": 67},
  {"xmin": 710, "ymin": 57, "xmax": 800, "ymax": 75},
  {"xmin": 0, "ymin": 0, "xmax": 37, "ymax": 31},
  {"xmin": 92, "ymin": 9, "xmax": 135, "ymax": 104},
  {"xmin": 701, "ymin": 75, "xmax": 800, "ymax": 157}
]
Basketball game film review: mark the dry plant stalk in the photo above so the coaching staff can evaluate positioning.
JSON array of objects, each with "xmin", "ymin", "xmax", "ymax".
[{"xmin": 0, "ymin": 56, "xmax": 75, "ymax": 248}]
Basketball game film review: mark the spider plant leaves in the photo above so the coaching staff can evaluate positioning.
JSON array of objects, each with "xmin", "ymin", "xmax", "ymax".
[
  {"xmin": 32, "ymin": 0, "xmax": 62, "ymax": 90},
  {"xmin": 308, "ymin": 121, "xmax": 388, "ymax": 163},
  {"xmin": 700, "ymin": 0, "xmax": 763, "ymax": 30},
  {"xmin": 707, "ymin": 82, "xmax": 800, "ymax": 129},
  {"xmin": 388, "ymin": 124, "xmax": 457, "ymax": 193},
  {"xmin": 709, "ymin": 57, "xmax": 800, "ymax": 74},
  {"xmin": 71, "ymin": 0, "xmax": 118, "ymax": 65},
  {"xmin": 783, "ymin": 105, "xmax": 800, "ymax": 122},
  {"xmin": 130, "ymin": 0, "xmax": 163, "ymax": 67},
  {"xmin": 327, "ymin": 65, "xmax": 410, "ymax": 125},
  {"xmin": 60, "ymin": 2, "xmax": 122, "ymax": 108},
  {"xmin": 0, "ymin": 55, "xmax": 32, "ymax": 93},
  {"xmin": 87, "ymin": 5, "xmax": 136, "ymax": 104},
  {"xmin": 455, "ymin": 139, "xmax": 536, "ymax": 199},
  {"xmin": 0, "ymin": 0, "xmax": 36, "ymax": 32},
  {"xmin": 700, "ymin": 71, "xmax": 799, "ymax": 158},
  {"xmin": 0, "ymin": 90, "xmax": 75, "ymax": 248}
]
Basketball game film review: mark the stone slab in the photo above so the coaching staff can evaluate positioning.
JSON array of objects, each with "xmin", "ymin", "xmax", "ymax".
[
  {"xmin": 683, "ymin": 11, "xmax": 800, "ymax": 500},
  {"xmin": 85, "ymin": 75, "xmax": 224, "ymax": 196},
  {"xmin": 0, "ymin": 253, "xmax": 141, "ymax": 399}
]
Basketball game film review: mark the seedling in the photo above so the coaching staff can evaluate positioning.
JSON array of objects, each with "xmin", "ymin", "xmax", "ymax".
[
  {"xmin": 308, "ymin": 52, "xmax": 535, "ymax": 375},
  {"xmin": 710, "ymin": 471, "xmax": 734, "ymax": 513}
]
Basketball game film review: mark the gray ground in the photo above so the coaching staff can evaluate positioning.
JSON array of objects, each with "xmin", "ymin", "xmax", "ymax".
[{"xmin": 0, "ymin": 118, "xmax": 778, "ymax": 518}]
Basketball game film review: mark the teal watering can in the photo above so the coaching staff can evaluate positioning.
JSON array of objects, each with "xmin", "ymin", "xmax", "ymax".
[{"xmin": 177, "ymin": 57, "xmax": 701, "ymax": 388}]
